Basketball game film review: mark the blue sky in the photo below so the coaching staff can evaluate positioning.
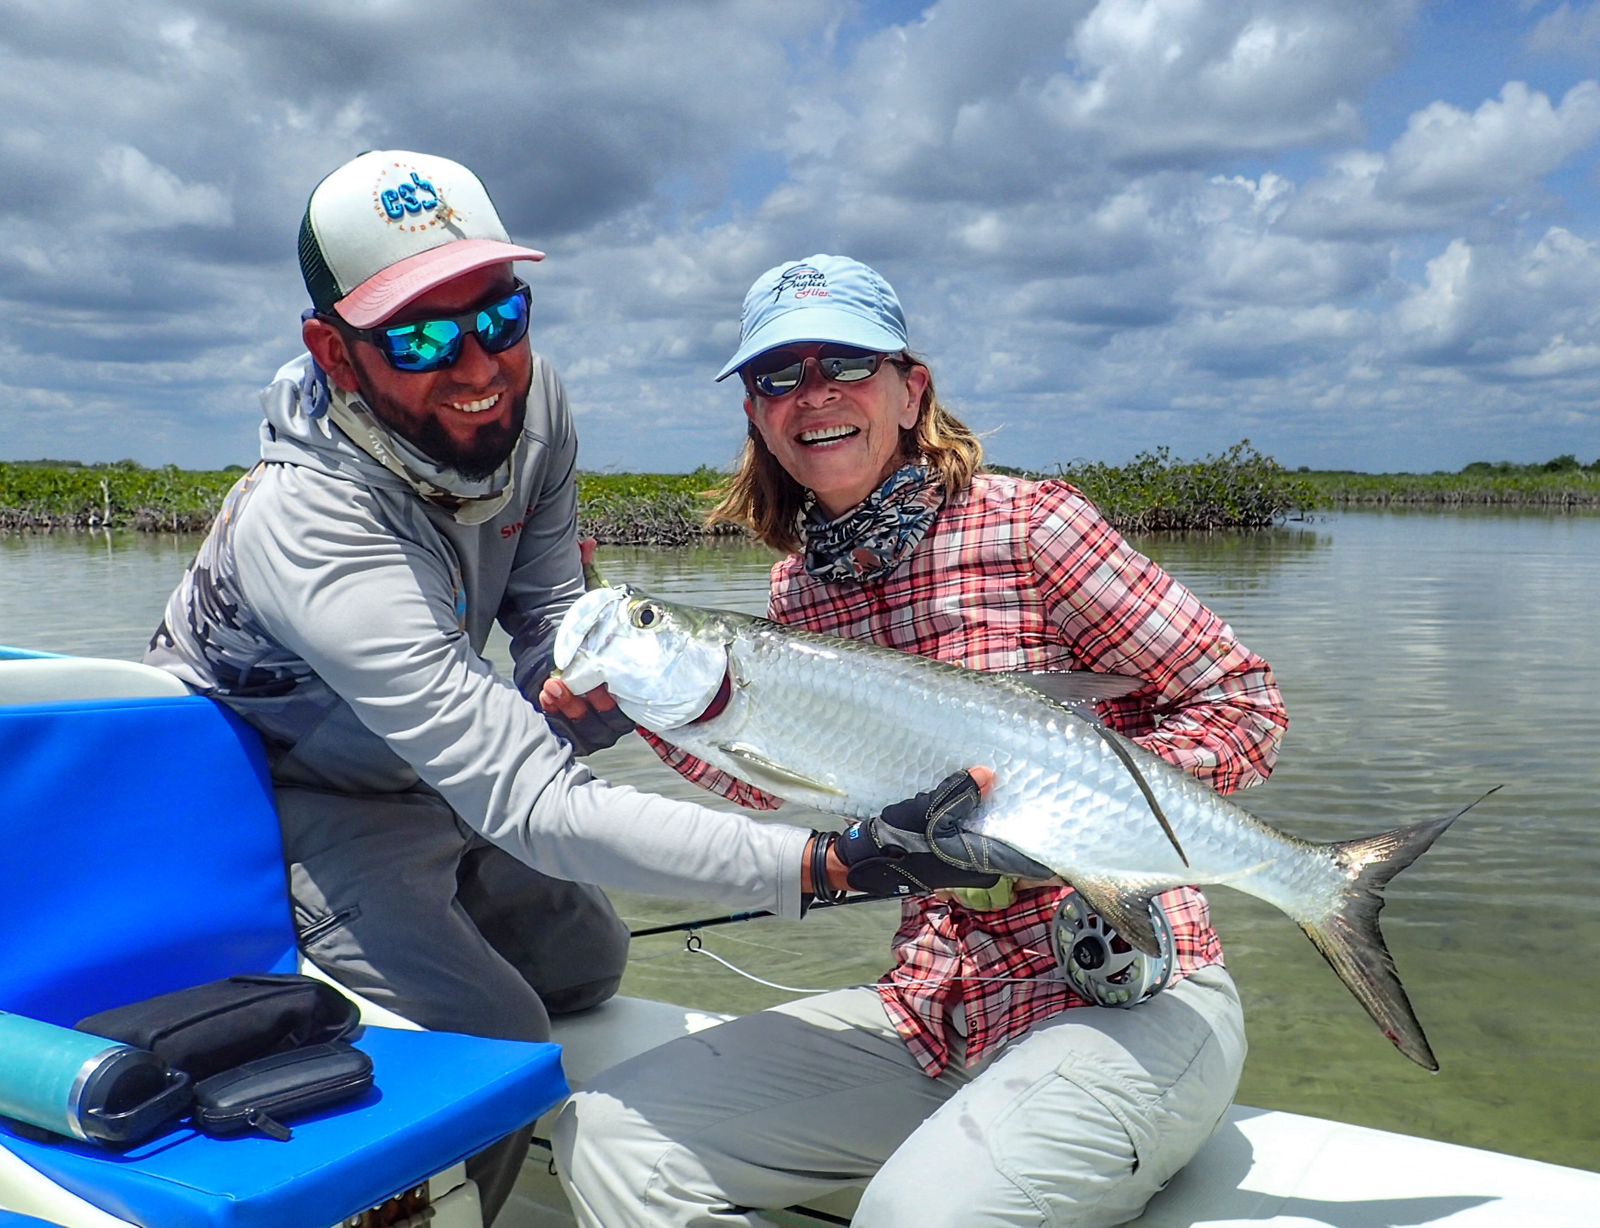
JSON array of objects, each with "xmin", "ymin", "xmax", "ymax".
[{"xmin": 2, "ymin": 0, "xmax": 1597, "ymax": 474}]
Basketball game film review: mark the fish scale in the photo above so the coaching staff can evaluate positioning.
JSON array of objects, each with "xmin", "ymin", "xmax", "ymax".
[{"xmin": 554, "ymin": 584, "xmax": 1476, "ymax": 1069}]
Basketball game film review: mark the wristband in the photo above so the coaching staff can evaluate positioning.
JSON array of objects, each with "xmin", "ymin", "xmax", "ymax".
[{"xmin": 809, "ymin": 831, "xmax": 849, "ymax": 906}]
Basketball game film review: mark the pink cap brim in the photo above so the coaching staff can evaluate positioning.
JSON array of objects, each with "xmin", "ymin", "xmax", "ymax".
[{"xmin": 335, "ymin": 238, "xmax": 546, "ymax": 327}]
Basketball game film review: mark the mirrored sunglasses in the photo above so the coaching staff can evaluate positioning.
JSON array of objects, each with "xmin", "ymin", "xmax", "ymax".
[
  {"xmin": 340, "ymin": 280, "xmax": 532, "ymax": 373},
  {"xmin": 742, "ymin": 345, "xmax": 900, "ymax": 398}
]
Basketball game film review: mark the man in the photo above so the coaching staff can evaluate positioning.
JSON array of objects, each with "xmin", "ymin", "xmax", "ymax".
[{"xmin": 147, "ymin": 149, "xmax": 1000, "ymax": 1223}]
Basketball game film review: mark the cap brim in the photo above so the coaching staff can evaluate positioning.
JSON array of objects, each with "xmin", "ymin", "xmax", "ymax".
[
  {"xmin": 715, "ymin": 307, "xmax": 908, "ymax": 381},
  {"xmin": 335, "ymin": 238, "xmax": 546, "ymax": 327}
]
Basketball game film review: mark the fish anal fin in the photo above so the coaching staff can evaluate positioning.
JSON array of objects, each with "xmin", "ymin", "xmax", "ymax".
[
  {"xmin": 1068, "ymin": 878, "xmax": 1163, "ymax": 957},
  {"xmin": 718, "ymin": 743, "xmax": 847, "ymax": 797}
]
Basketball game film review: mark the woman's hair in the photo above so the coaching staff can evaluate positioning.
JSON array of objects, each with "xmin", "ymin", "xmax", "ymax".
[{"xmin": 706, "ymin": 353, "xmax": 984, "ymax": 553}]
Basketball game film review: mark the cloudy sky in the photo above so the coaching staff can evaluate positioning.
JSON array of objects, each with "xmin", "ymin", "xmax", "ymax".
[{"xmin": 3, "ymin": 1, "xmax": 1598, "ymax": 475}]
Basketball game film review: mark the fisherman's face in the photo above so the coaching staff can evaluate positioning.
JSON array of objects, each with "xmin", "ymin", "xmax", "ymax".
[
  {"xmin": 744, "ymin": 347, "xmax": 927, "ymax": 519},
  {"xmin": 339, "ymin": 265, "xmax": 530, "ymax": 480}
]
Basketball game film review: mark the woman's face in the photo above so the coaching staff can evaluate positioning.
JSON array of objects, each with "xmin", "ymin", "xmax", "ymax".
[{"xmin": 743, "ymin": 347, "xmax": 929, "ymax": 519}]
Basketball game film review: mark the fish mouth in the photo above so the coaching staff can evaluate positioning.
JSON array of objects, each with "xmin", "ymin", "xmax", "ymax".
[{"xmin": 552, "ymin": 586, "xmax": 629, "ymax": 693}]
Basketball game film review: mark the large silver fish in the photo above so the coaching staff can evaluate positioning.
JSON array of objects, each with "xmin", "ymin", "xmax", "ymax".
[{"xmin": 555, "ymin": 584, "xmax": 1477, "ymax": 1069}]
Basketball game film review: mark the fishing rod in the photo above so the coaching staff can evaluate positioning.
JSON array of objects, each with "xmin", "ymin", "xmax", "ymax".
[{"xmin": 628, "ymin": 893, "xmax": 889, "ymax": 939}]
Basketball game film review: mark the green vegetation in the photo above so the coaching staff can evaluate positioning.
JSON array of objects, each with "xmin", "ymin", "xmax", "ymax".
[
  {"xmin": 1296, "ymin": 455, "xmax": 1600, "ymax": 507},
  {"xmin": 4, "ymin": 446, "xmax": 1596, "ymax": 539},
  {"xmin": 1001, "ymin": 441, "xmax": 1319, "ymax": 531},
  {"xmin": 576, "ymin": 467, "xmax": 738, "ymax": 546},
  {"xmin": 0, "ymin": 460, "xmax": 242, "ymax": 532}
]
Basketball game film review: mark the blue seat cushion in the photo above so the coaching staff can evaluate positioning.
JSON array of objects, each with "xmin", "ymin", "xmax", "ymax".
[
  {"xmin": 1, "ymin": 1027, "xmax": 568, "ymax": 1228},
  {"xmin": 0, "ymin": 696, "xmax": 299, "ymax": 1023}
]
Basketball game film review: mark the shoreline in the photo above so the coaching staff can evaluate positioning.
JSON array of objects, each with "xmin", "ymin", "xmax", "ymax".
[{"xmin": 4, "ymin": 449, "xmax": 1597, "ymax": 538}]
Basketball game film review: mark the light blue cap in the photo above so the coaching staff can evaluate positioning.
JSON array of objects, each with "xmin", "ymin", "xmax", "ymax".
[{"xmin": 716, "ymin": 254, "xmax": 908, "ymax": 381}]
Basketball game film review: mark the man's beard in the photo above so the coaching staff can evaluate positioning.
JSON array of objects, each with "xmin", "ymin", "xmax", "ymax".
[{"xmin": 353, "ymin": 370, "xmax": 528, "ymax": 481}]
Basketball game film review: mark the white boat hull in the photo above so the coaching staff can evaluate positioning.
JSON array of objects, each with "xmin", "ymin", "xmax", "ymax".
[{"xmin": 504, "ymin": 995, "xmax": 1600, "ymax": 1228}]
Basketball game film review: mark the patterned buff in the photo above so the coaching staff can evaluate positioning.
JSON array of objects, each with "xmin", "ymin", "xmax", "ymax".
[{"xmin": 802, "ymin": 461, "xmax": 946, "ymax": 583}]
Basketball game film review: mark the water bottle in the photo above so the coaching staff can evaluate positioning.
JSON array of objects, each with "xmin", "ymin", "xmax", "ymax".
[{"xmin": 0, "ymin": 1011, "xmax": 190, "ymax": 1145}]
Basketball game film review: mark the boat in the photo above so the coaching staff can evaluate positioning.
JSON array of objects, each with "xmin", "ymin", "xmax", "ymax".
[{"xmin": 3, "ymin": 646, "xmax": 1597, "ymax": 1227}]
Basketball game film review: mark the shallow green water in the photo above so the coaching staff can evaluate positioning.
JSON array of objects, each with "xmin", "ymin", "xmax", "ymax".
[{"xmin": 3, "ymin": 512, "xmax": 1597, "ymax": 1171}]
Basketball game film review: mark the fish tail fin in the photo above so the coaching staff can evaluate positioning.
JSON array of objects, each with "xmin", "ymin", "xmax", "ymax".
[
  {"xmin": 1301, "ymin": 788, "xmax": 1497, "ymax": 1071},
  {"xmin": 578, "ymin": 537, "xmax": 608, "ymax": 591}
]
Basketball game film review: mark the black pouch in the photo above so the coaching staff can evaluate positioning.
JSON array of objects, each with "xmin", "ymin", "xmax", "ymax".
[
  {"xmin": 191, "ymin": 1041, "xmax": 374, "ymax": 1141},
  {"xmin": 75, "ymin": 974, "xmax": 360, "ymax": 1083}
]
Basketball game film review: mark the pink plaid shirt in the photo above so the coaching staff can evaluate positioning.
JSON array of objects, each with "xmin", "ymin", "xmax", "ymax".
[{"xmin": 650, "ymin": 474, "xmax": 1286, "ymax": 1074}]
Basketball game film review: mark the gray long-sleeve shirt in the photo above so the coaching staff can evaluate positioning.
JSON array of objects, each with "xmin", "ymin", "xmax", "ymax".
[{"xmin": 147, "ymin": 352, "xmax": 806, "ymax": 917}]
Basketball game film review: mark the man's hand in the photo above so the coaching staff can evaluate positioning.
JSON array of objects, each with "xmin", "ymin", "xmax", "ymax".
[{"xmin": 535, "ymin": 675, "xmax": 636, "ymax": 756}]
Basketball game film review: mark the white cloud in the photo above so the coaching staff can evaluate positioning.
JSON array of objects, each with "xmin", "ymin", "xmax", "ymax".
[
  {"xmin": 1391, "ymin": 228, "xmax": 1600, "ymax": 370},
  {"xmin": 1283, "ymin": 81, "xmax": 1600, "ymax": 238},
  {"xmin": 1044, "ymin": 0, "xmax": 1413, "ymax": 159},
  {"xmin": 1527, "ymin": 1, "xmax": 1600, "ymax": 59},
  {"xmin": 96, "ymin": 146, "xmax": 232, "ymax": 230},
  {"xmin": 1383, "ymin": 81, "xmax": 1600, "ymax": 202}
]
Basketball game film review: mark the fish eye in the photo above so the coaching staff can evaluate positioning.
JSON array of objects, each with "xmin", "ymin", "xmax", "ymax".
[{"xmin": 631, "ymin": 603, "xmax": 661, "ymax": 629}]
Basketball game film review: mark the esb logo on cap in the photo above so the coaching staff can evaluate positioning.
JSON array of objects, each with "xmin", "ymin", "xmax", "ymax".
[{"xmin": 370, "ymin": 166, "xmax": 452, "ymax": 232}]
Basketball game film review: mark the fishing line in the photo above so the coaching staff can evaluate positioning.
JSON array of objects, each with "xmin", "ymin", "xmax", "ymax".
[{"xmin": 682, "ymin": 931, "xmax": 1065, "ymax": 996}]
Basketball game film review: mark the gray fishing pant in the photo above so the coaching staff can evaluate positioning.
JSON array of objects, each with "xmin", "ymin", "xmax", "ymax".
[
  {"xmin": 551, "ymin": 965, "xmax": 1244, "ymax": 1227},
  {"xmin": 277, "ymin": 784, "xmax": 630, "ymax": 1225}
]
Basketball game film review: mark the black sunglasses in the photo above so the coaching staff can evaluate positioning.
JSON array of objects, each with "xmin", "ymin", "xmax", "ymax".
[
  {"xmin": 335, "ymin": 280, "xmax": 532, "ymax": 373},
  {"xmin": 742, "ymin": 345, "xmax": 904, "ymax": 398}
]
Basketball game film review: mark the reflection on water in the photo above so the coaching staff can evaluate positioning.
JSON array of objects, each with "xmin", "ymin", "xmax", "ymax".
[
  {"xmin": 2, "ymin": 513, "xmax": 1597, "ymax": 1170},
  {"xmin": 0, "ymin": 531, "xmax": 202, "ymax": 658}
]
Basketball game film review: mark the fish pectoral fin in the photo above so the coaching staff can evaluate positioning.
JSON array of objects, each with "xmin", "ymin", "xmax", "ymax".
[
  {"xmin": 1067, "ymin": 878, "xmax": 1164, "ymax": 957},
  {"xmin": 717, "ymin": 743, "xmax": 847, "ymax": 797},
  {"xmin": 1089, "ymin": 724, "xmax": 1190, "ymax": 867},
  {"xmin": 1010, "ymin": 670, "xmax": 1146, "ymax": 707}
]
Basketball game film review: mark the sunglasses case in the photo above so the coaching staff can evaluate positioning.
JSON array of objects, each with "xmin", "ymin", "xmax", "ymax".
[
  {"xmin": 76, "ymin": 973, "xmax": 360, "ymax": 1084},
  {"xmin": 190, "ymin": 1040, "xmax": 374, "ymax": 1141}
]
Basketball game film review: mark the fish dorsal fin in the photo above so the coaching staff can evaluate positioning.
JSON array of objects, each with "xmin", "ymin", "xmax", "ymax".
[
  {"xmin": 1067, "ymin": 877, "xmax": 1164, "ymax": 957},
  {"xmin": 1008, "ymin": 671, "xmax": 1145, "ymax": 706},
  {"xmin": 717, "ymin": 743, "xmax": 847, "ymax": 797}
]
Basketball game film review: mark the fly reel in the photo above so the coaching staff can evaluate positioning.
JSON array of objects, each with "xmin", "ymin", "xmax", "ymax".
[{"xmin": 1051, "ymin": 892, "xmax": 1175, "ymax": 1008}]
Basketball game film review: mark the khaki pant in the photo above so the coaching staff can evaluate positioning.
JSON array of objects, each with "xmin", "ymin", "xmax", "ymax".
[
  {"xmin": 552, "ymin": 966, "xmax": 1244, "ymax": 1227},
  {"xmin": 277, "ymin": 784, "xmax": 630, "ymax": 1223}
]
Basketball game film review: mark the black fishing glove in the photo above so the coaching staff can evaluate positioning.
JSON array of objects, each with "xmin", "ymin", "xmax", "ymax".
[
  {"xmin": 872, "ymin": 771, "xmax": 1056, "ymax": 880},
  {"xmin": 831, "ymin": 772, "xmax": 1008, "ymax": 897},
  {"xmin": 541, "ymin": 700, "xmax": 636, "ymax": 756},
  {"xmin": 528, "ymin": 651, "xmax": 636, "ymax": 756}
]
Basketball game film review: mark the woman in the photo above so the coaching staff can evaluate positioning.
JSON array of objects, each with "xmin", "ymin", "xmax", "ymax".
[{"xmin": 551, "ymin": 255, "xmax": 1287, "ymax": 1227}]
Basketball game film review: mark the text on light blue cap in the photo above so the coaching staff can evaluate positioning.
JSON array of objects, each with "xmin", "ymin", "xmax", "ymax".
[{"xmin": 716, "ymin": 254, "xmax": 909, "ymax": 381}]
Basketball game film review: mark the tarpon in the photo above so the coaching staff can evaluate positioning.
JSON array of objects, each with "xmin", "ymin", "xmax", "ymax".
[{"xmin": 554, "ymin": 584, "xmax": 1480, "ymax": 1069}]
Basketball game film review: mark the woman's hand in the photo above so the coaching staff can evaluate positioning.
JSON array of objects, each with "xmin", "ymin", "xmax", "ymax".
[
  {"xmin": 867, "ymin": 767, "xmax": 1053, "ymax": 880},
  {"xmin": 814, "ymin": 767, "xmax": 1048, "ymax": 898}
]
